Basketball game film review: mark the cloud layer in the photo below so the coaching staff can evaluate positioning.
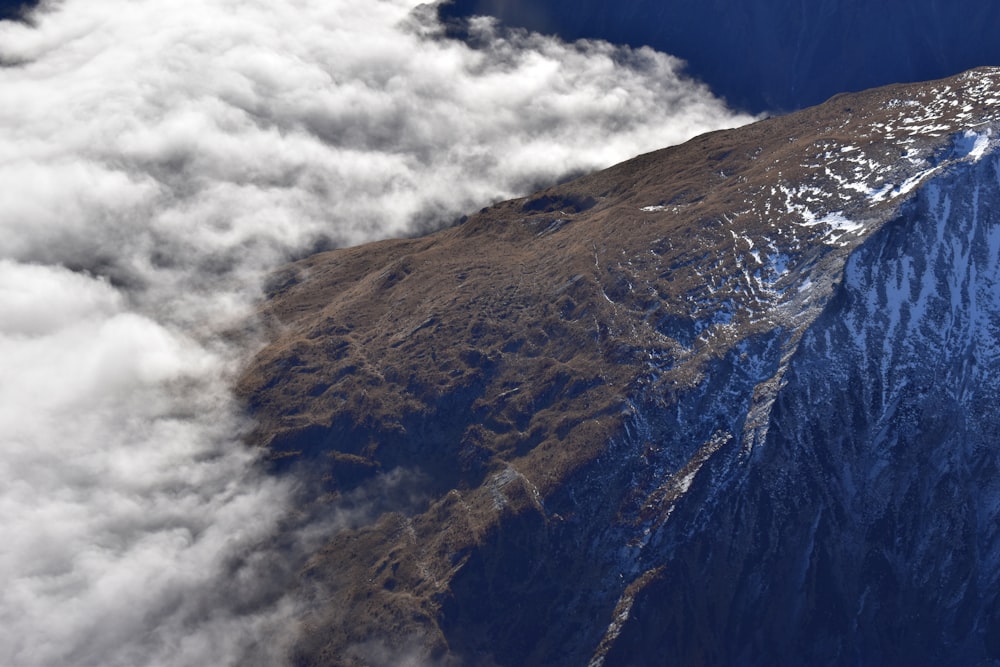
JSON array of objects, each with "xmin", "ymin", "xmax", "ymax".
[{"xmin": 0, "ymin": 1, "xmax": 752, "ymax": 665}]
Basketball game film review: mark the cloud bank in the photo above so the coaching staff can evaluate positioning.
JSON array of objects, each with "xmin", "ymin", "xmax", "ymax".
[{"xmin": 0, "ymin": 1, "xmax": 752, "ymax": 665}]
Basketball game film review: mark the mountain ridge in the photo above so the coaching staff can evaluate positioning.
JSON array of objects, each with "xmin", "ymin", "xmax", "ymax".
[{"xmin": 240, "ymin": 67, "xmax": 1000, "ymax": 665}]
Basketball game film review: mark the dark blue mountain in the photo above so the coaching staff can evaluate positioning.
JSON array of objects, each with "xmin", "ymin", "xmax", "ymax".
[
  {"xmin": 0, "ymin": 0, "xmax": 33, "ymax": 21},
  {"xmin": 439, "ymin": 0, "xmax": 1000, "ymax": 113}
]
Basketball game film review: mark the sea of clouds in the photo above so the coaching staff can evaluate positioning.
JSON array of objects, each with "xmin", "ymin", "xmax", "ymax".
[{"xmin": 0, "ymin": 0, "xmax": 752, "ymax": 664}]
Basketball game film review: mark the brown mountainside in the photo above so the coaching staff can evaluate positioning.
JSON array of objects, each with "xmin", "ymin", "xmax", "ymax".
[{"xmin": 239, "ymin": 68, "xmax": 1000, "ymax": 665}]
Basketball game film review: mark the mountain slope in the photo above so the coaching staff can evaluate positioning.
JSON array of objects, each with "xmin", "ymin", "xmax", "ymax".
[
  {"xmin": 240, "ymin": 67, "xmax": 1000, "ymax": 665},
  {"xmin": 604, "ymin": 146, "xmax": 1000, "ymax": 666}
]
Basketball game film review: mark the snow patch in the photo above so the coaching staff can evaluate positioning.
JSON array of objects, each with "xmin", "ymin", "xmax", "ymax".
[{"xmin": 960, "ymin": 129, "xmax": 992, "ymax": 161}]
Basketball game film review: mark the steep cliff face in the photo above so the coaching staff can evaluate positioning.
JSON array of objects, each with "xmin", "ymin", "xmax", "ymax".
[
  {"xmin": 241, "ymin": 68, "xmax": 1000, "ymax": 664},
  {"xmin": 602, "ymin": 143, "xmax": 1000, "ymax": 667}
]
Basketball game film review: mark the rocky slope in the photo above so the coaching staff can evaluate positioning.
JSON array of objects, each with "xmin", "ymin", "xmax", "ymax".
[{"xmin": 240, "ymin": 68, "xmax": 1000, "ymax": 665}]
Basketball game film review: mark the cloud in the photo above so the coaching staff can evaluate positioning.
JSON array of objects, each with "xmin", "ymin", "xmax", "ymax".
[
  {"xmin": 0, "ymin": 262, "xmax": 300, "ymax": 667},
  {"xmin": 0, "ymin": 1, "xmax": 753, "ymax": 665}
]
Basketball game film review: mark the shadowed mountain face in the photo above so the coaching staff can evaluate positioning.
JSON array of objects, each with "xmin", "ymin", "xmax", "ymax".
[
  {"xmin": 241, "ymin": 68, "xmax": 1000, "ymax": 664},
  {"xmin": 0, "ymin": 0, "xmax": 34, "ymax": 21},
  {"xmin": 438, "ymin": 0, "xmax": 1000, "ymax": 113}
]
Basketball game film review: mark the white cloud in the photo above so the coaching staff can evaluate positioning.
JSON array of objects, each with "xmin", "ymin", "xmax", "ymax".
[{"xmin": 0, "ymin": 0, "xmax": 753, "ymax": 665}]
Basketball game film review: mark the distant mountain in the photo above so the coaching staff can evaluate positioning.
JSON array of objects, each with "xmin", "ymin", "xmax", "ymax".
[
  {"xmin": 0, "ymin": 0, "xmax": 32, "ymax": 21},
  {"xmin": 242, "ymin": 68, "xmax": 1000, "ymax": 664},
  {"xmin": 439, "ymin": 0, "xmax": 1000, "ymax": 113}
]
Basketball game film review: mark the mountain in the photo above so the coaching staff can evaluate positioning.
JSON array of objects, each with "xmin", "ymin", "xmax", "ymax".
[
  {"xmin": 438, "ymin": 0, "xmax": 1000, "ymax": 113},
  {"xmin": 0, "ymin": 1, "xmax": 31, "ymax": 21},
  {"xmin": 240, "ymin": 67, "xmax": 1000, "ymax": 665}
]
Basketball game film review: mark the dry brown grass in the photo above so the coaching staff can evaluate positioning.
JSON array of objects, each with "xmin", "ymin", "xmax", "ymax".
[{"xmin": 237, "ymin": 67, "xmax": 1000, "ymax": 664}]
